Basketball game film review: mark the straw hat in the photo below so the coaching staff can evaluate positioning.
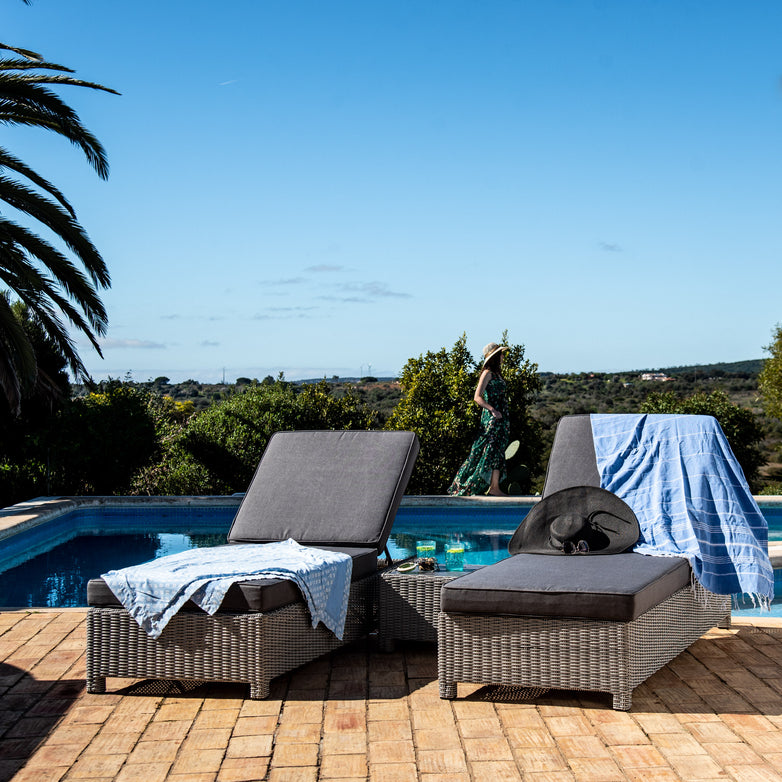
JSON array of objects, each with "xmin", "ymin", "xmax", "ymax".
[{"xmin": 482, "ymin": 342, "xmax": 509, "ymax": 368}]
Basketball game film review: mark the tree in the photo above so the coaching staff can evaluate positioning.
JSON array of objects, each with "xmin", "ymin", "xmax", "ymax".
[
  {"xmin": 386, "ymin": 333, "xmax": 542, "ymax": 494},
  {"xmin": 0, "ymin": 41, "xmax": 118, "ymax": 414},
  {"xmin": 131, "ymin": 380, "xmax": 376, "ymax": 495},
  {"xmin": 759, "ymin": 324, "xmax": 782, "ymax": 421},
  {"xmin": 640, "ymin": 389, "xmax": 765, "ymax": 488}
]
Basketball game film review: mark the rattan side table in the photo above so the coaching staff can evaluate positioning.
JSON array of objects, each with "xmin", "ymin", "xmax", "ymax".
[{"xmin": 378, "ymin": 564, "xmax": 479, "ymax": 651}]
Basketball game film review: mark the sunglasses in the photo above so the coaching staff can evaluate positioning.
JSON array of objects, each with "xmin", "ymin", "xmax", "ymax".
[{"xmin": 561, "ymin": 539, "xmax": 590, "ymax": 555}]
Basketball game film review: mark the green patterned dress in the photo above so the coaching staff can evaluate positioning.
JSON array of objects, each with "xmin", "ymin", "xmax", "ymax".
[{"xmin": 447, "ymin": 374, "xmax": 510, "ymax": 496}]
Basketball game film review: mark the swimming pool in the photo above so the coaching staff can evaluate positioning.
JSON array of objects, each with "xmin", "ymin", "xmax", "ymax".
[
  {"xmin": 0, "ymin": 500, "xmax": 530, "ymax": 608},
  {"xmin": 1, "ymin": 498, "xmax": 781, "ymax": 612}
]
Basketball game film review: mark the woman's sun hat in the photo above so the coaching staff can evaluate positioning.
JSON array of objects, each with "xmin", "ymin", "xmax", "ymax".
[
  {"xmin": 507, "ymin": 486, "xmax": 640, "ymax": 555},
  {"xmin": 482, "ymin": 342, "xmax": 509, "ymax": 367}
]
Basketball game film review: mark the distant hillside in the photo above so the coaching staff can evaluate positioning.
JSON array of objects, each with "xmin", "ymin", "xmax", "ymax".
[{"xmin": 641, "ymin": 359, "xmax": 765, "ymax": 377}]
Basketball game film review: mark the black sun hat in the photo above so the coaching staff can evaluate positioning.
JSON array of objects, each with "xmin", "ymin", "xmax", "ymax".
[{"xmin": 508, "ymin": 486, "xmax": 640, "ymax": 556}]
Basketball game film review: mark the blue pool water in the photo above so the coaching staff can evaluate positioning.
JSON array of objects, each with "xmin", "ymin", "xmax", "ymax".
[
  {"xmin": 0, "ymin": 504, "xmax": 528, "ymax": 608},
  {"xmin": 1, "ymin": 502, "xmax": 781, "ymax": 612}
]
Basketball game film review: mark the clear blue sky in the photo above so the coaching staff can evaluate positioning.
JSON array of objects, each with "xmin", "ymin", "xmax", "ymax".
[{"xmin": 6, "ymin": 0, "xmax": 782, "ymax": 382}]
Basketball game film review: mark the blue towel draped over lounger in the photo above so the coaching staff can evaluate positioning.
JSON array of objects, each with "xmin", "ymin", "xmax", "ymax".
[
  {"xmin": 102, "ymin": 538, "xmax": 353, "ymax": 639},
  {"xmin": 590, "ymin": 413, "xmax": 773, "ymax": 607}
]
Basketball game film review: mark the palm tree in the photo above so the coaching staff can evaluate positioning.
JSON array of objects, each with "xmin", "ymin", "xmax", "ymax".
[{"xmin": 0, "ymin": 41, "xmax": 118, "ymax": 414}]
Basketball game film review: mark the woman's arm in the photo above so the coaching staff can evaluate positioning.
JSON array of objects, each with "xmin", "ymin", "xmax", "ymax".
[{"xmin": 473, "ymin": 369, "xmax": 502, "ymax": 418}]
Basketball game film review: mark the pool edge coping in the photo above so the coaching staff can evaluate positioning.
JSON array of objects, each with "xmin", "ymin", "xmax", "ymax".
[{"xmin": 3, "ymin": 494, "xmax": 782, "ymax": 566}]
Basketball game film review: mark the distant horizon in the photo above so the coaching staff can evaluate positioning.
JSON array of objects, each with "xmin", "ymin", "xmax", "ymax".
[{"xmin": 74, "ymin": 356, "xmax": 766, "ymax": 386}]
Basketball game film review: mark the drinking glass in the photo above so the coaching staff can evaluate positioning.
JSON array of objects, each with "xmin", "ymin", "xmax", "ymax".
[{"xmin": 445, "ymin": 538, "xmax": 465, "ymax": 571}]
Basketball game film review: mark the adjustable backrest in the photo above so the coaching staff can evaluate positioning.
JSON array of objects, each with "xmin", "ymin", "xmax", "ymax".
[
  {"xmin": 542, "ymin": 415, "xmax": 600, "ymax": 497},
  {"xmin": 227, "ymin": 430, "xmax": 419, "ymax": 553}
]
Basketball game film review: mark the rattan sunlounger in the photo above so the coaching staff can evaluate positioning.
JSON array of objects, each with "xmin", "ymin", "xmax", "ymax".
[{"xmin": 86, "ymin": 429, "xmax": 419, "ymax": 698}]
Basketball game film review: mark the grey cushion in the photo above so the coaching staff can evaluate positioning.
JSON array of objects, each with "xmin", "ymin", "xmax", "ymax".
[
  {"xmin": 227, "ymin": 430, "xmax": 419, "ymax": 552},
  {"xmin": 87, "ymin": 546, "xmax": 378, "ymax": 613},
  {"xmin": 542, "ymin": 415, "xmax": 600, "ymax": 497},
  {"xmin": 440, "ymin": 553, "xmax": 692, "ymax": 622}
]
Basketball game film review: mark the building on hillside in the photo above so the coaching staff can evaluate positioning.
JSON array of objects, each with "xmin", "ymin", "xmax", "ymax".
[{"xmin": 640, "ymin": 372, "xmax": 673, "ymax": 382}]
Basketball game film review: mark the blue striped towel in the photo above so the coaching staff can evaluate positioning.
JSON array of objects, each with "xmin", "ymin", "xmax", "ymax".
[
  {"xmin": 102, "ymin": 538, "xmax": 353, "ymax": 639},
  {"xmin": 590, "ymin": 413, "xmax": 773, "ymax": 607}
]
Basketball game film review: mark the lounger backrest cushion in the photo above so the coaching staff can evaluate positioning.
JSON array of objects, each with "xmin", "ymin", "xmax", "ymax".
[
  {"xmin": 542, "ymin": 415, "xmax": 600, "ymax": 497},
  {"xmin": 227, "ymin": 430, "xmax": 419, "ymax": 552}
]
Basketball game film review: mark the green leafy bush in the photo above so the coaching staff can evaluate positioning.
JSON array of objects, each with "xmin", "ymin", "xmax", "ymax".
[
  {"xmin": 386, "ymin": 333, "xmax": 542, "ymax": 494},
  {"xmin": 131, "ymin": 380, "xmax": 376, "ymax": 495}
]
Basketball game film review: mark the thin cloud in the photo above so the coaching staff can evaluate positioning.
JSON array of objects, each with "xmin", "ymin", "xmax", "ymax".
[
  {"xmin": 218, "ymin": 79, "xmax": 237, "ymax": 86},
  {"xmin": 101, "ymin": 338, "xmax": 166, "ymax": 349},
  {"xmin": 320, "ymin": 282, "xmax": 412, "ymax": 303},
  {"xmin": 599, "ymin": 241, "xmax": 623, "ymax": 252},
  {"xmin": 258, "ymin": 277, "xmax": 307, "ymax": 287},
  {"xmin": 200, "ymin": 340, "xmax": 220, "ymax": 347},
  {"xmin": 305, "ymin": 264, "xmax": 344, "ymax": 273}
]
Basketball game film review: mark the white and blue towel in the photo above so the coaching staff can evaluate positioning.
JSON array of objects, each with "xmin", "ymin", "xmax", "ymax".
[
  {"xmin": 591, "ymin": 413, "xmax": 773, "ymax": 607},
  {"xmin": 102, "ymin": 538, "xmax": 353, "ymax": 639}
]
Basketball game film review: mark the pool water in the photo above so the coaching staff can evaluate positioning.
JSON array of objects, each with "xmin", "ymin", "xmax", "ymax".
[
  {"xmin": 1, "ymin": 503, "xmax": 781, "ymax": 612},
  {"xmin": 0, "ymin": 504, "xmax": 528, "ymax": 608}
]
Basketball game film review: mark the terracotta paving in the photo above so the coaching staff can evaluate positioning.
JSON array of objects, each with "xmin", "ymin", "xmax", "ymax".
[{"xmin": 3, "ymin": 610, "xmax": 782, "ymax": 781}]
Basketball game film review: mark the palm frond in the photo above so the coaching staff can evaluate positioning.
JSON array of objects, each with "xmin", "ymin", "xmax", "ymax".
[
  {"xmin": 0, "ymin": 145, "xmax": 76, "ymax": 215},
  {"xmin": 0, "ymin": 175, "xmax": 110, "ymax": 287},
  {"xmin": 0, "ymin": 218, "xmax": 108, "ymax": 332}
]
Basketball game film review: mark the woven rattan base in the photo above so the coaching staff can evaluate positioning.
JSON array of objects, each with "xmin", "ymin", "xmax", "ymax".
[
  {"xmin": 438, "ymin": 583, "xmax": 731, "ymax": 710},
  {"xmin": 378, "ymin": 568, "xmax": 465, "ymax": 649},
  {"xmin": 87, "ymin": 573, "xmax": 376, "ymax": 699}
]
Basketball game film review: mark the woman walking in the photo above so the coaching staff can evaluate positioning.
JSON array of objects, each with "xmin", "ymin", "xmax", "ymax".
[{"xmin": 448, "ymin": 342, "xmax": 510, "ymax": 496}]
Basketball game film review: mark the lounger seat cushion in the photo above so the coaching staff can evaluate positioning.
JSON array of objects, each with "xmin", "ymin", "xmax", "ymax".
[
  {"xmin": 440, "ymin": 552, "xmax": 691, "ymax": 623},
  {"xmin": 227, "ymin": 430, "xmax": 419, "ymax": 552},
  {"xmin": 87, "ymin": 546, "xmax": 377, "ymax": 613}
]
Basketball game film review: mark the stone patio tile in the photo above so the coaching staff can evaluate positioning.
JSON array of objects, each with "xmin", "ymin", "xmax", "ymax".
[
  {"xmin": 413, "ymin": 727, "xmax": 462, "ymax": 750},
  {"xmin": 416, "ymin": 748, "xmax": 469, "ymax": 774},
  {"xmin": 152, "ymin": 700, "xmax": 202, "ymax": 722},
  {"xmin": 231, "ymin": 715, "xmax": 278, "ymax": 735},
  {"xmin": 515, "ymin": 747, "xmax": 569, "ymax": 773},
  {"xmin": 368, "ymin": 738, "xmax": 415, "ymax": 764},
  {"xmin": 319, "ymin": 752, "xmax": 367, "ymax": 778},
  {"xmin": 506, "ymin": 727, "xmax": 557, "ymax": 747},
  {"xmin": 567, "ymin": 757, "xmax": 626, "ymax": 781},
  {"xmin": 457, "ymin": 716, "xmax": 503, "ymax": 738},
  {"xmin": 367, "ymin": 700, "xmax": 409, "ymax": 722},
  {"xmin": 169, "ymin": 748, "xmax": 224, "ymax": 775},
  {"xmin": 270, "ymin": 742, "xmax": 319, "ymax": 767},
  {"xmin": 471, "ymin": 760, "xmax": 524, "ymax": 780},
  {"xmin": 624, "ymin": 769, "xmax": 681, "ymax": 782},
  {"xmin": 10, "ymin": 767, "xmax": 69, "ymax": 782},
  {"xmin": 194, "ymin": 707, "xmax": 240, "ymax": 729},
  {"xmin": 322, "ymin": 731, "xmax": 366, "ymax": 754},
  {"xmin": 127, "ymin": 737, "xmax": 180, "ymax": 764},
  {"xmin": 274, "ymin": 721, "xmax": 321, "ymax": 743},
  {"xmin": 649, "ymin": 731, "xmax": 709, "ymax": 758},
  {"xmin": 115, "ymin": 761, "xmax": 172, "ymax": 782},
  {"xmin": 556, "ymin": 735, "xmax": 612, "ymax": 758},
  {"xmin": 369, "ymin": 762, "xmax": 418, "ymax": 782},
  {"xmin": 225, "ymin": 733, "xmax": 273, "ymax": 758},
  {"xmin": 82, "ymin": 730, "xmax": 139, "ymax": 755},
  {"xmin": 216, "ymin": 756, "xmax": 270, "ymax": 782},
  {"xmin": 184, "ymin": 727, "xmax": 233, "ymax": 751},
  {"xmin": 141, "ymin": 719, "xmax": 192, "ymax": 742},
  {"xmin": 367, "ymin": 718, "xmax": 412, "ymax": 741},
  {"xmin": 724, "ymin": 765, "xmax": 782, "ymax": 781},
  {"xmin": 67, "ymin": 751, "xmax": 127, "ymax": 778},
  {"xmin": 464, "ymin": 736, "xmax": 514, "ymax": 762},
  {"xmin": 323, "ymin": 709, "xmax": 365, "ymax": 732},
  {"xmin": 665, "ymin": 752, "xmax": 726, "ymax": 779},
  {"xmin": 266, "ymin": 768, "xmax": 317, "ymax": 782},
  {"xmin": 544, "ymin": 714, "xmax": 595, "ymax": 736},
  {"xmin": 610, "ymin": 744, "xmax": 668, "ymax": 768}
]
